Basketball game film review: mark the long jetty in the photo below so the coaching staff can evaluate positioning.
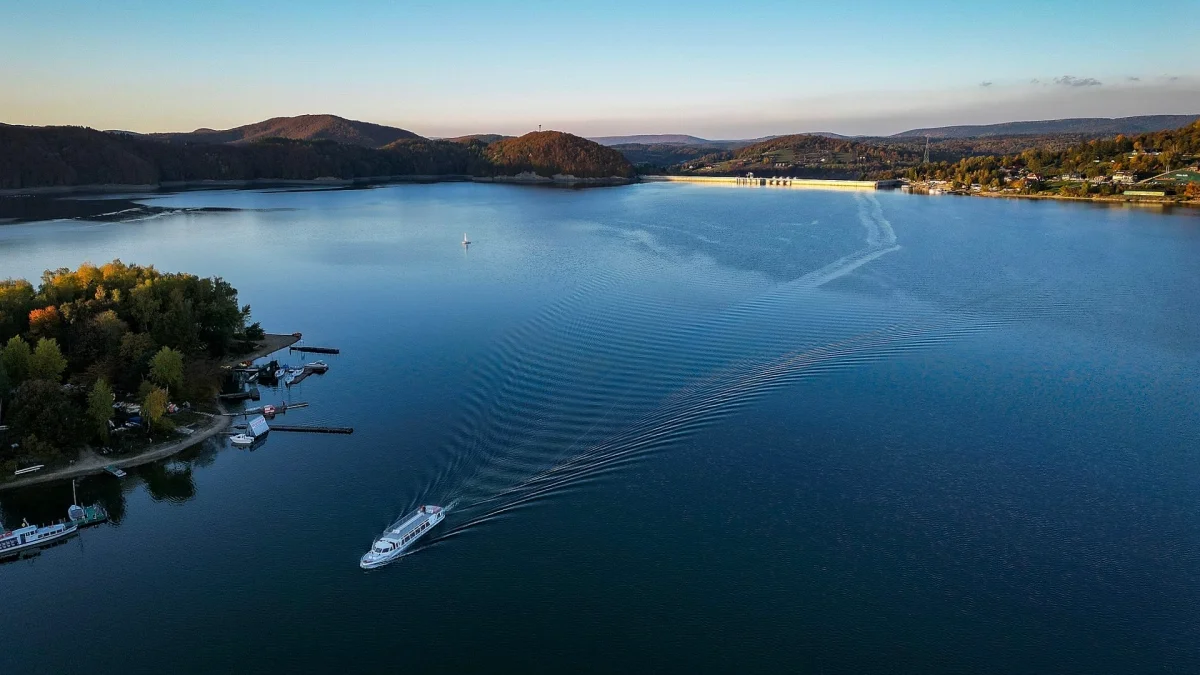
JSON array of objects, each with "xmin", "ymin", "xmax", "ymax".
[
  {"xmin": 268, "ymin": 425, "xmax": 354, "ymax": 434},
  {"xmin": 290, "ymin": 345, "xmax": 340, "ymax": 354}
]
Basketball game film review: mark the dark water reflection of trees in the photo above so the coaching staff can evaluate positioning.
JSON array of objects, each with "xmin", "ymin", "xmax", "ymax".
[{"xmin": 0, "ymin": 439, "xmax": 221, "ymax": 529}]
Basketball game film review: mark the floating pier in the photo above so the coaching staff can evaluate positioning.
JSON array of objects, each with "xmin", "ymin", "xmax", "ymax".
[
  {"xmin": 268, "ymin": 425, "xmax": 354, "ymax": 434},
  {"xmin": 219, "ymin": 387, "xmax": 261, "ymax": 401},
  {"xmin": 227, "ymin": 402, "xmax": 310, "ymax": 417},
  {"xmin": 290, "ymin": 346, "xmax": 340, "ymax": 354}
]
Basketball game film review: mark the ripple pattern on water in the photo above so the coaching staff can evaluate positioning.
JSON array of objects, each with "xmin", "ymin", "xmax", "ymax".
[{"xmin": 412, "ymin": 193, "xmax": 1066, "ymax": 545}]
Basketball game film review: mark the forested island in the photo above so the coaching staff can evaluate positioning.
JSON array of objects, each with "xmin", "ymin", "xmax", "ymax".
[
  {"xmin": 0, "ymin": 261, "xmax": 263, "ymax": 475},
  {"xmin": 0, "ymin": 118, "xmax": 633, "ymax": 192}
]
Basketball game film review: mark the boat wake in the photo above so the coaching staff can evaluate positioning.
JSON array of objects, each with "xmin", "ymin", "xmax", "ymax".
[{"xmin": 415, "ymin": 193, "xmax": 1044, "ymax": 545}]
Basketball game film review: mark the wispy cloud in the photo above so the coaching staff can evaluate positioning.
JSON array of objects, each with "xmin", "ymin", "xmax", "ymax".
[
  {"xmin": 1054, "ymin": 75, "xmax": 1102, "ymax": 87},
  {"xmin": 1030, "ymin": 78, "xmax": 1041, "ymax": 84},
  {"xmin": 979, "ymin": 81, "xmax": 993, "ymax": 88},
  {"xmin": 1127, "ymin": 76, "xmax": 1141, "ymax": 82}
]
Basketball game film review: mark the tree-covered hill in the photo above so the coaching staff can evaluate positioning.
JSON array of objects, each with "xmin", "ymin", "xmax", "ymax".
[
  {"xmin": 484, "ymin": 131, "xmax": 634, "ymax": 178},
  {"xmin": 0, "ymin": 125, "xmax": 631, "ymax": 189},
  {"xmin": 151, "ymin": 114, "xmax": 421, "ymax": 148},
  {"xmin": 669, "ymin": 134, "xmax": 921, "ymax": 178}
]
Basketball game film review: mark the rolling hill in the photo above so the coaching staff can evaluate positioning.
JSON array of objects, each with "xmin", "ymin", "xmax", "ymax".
[
  {"xmin": 486, "ymin": 131, "xmax": 634, "ymax": 178},
  {"xmin": 591, "ymin": 134, "xmax": 717, "ymax": 146},
  {"xmin": 447, "ymin": 134, "xmax": 514, "ymax": 144},
  {"xmin": 0, "ymin": 125, "xmax": 633, "ymax": 189},
  {"xmin": 152, "ymin": 114, "xmax": 422, "ymax": 148},
  {"xmin": 895, "ymin": 115, "xmax": 1199, "ymax": 139}
]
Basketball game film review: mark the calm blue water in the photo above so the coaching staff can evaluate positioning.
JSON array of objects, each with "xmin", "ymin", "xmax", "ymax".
[{"xmin": 2, "ymin": 183, "xmax": 1199, "ymax": 674}]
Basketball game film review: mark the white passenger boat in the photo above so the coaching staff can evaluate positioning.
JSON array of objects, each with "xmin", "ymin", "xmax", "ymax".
[
  {"xmin": 360, "ymin": 505, "xmax": 444, "ymax": 569},
  {"xmin": 304, "ymin": 360, "xmax": 329, "ymax": 373},
  {"xmin": 0, "ymin": 518, "xmax": 78, "ymax": 558}
]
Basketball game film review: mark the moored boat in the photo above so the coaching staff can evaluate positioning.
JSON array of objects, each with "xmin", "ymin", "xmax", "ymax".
[
  {"xmin": 304, "ymin": 360, "xmax": 329, "ymax": 373},
  {"xmin": 229, "ymin": 433, "xmax": 256, "ymax": 447},
  {"xmin": 0, "ymin": 519, "xmax": 78, "ymax": 558},
  {"xmin": 360, "ymin": 505, "xmax": 445, "ymax": 569}
]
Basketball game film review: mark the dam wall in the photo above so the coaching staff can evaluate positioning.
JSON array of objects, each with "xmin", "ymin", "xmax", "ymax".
[{"xmin": 640, "ymin": 175, "xmax": 900, "ymax": 190}]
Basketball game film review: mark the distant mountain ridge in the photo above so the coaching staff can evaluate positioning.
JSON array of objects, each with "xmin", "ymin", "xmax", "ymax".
[
  {"xmin": 895, "ymin": 115, "xmax": 1200, "ymax": 139},
  {"xmin": 446, "ymin": 134, "xmax": 514, "ymax": 144},
  {"xmin": 152, "ymin": 114, "xmax": 421, "ymax": 148},
  {"xmin": 591, "ymin": 134, "xmax": 717, "ymax": 146}
]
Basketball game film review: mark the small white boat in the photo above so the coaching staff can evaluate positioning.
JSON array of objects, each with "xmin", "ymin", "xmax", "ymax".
[
  {"xmin": 229, "ymin": 433, "xmax": 256, "ymax": 447},
  {"xmin": 462, "ymin": 233, "xmax": 471, "ymax": 246},
  {"xmin": 304, "ymin": 361, "xmax": 329, "ymax": 373},
  {"xmin": 361, "ymin": 505, "xmax": 445, "ymax": 569},
  {"xmin": 104, "ymin": 465, "xmax": 127, "ymax": 479}
]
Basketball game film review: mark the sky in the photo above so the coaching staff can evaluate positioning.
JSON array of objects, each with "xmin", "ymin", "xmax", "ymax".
[{"xmin": 1, "ymin": 0, "xmax": 1198, "ymax": 138}]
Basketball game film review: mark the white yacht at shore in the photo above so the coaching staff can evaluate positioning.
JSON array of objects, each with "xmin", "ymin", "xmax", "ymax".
[
  {"xmin": 0, "ymin": 518, "xmax": 78, "ymax": 558},
  {"xmin": 360, "ymin": 505, "xmax": 444, "ymax": 569}
]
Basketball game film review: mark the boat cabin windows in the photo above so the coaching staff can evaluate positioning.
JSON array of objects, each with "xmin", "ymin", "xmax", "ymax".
[{"xmin": 400, "ymin": 520, "xmax": 432, "ymax": 545}]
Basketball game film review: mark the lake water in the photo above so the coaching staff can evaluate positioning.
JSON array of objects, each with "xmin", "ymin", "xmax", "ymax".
[{"xmin": 1, "ymin": 183, "xmax": 1199, "ymax": 674}]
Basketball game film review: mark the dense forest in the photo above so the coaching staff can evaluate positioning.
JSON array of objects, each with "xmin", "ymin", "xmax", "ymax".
[
  {"xmin": 899, "ymin": 119, "xmax": 1200, "ymax": 195},
  {"xmin": 0, "ymin": 261, "xmax": 261, "ymax": 471},
  {"xmin": 0, "ymin": 124, "xmax": 632, "ymax": 190},
  {"xmin": 668, "ymin": 134, "xmax": 922, "ymax": 178},
  {"xmin": 611, "ymin": 143, "xmax": 733, "ymax": 172},
  {"xmin": 485, "ymin": 131, "xmax": 635, "ymax": 178}
]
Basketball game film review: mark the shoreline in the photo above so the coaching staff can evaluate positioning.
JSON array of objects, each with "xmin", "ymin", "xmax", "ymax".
[
  {"xmin": 642, "ymin": 175, "xmax": 1200, "ymax": 207},
  {"xmin": 0, "ymin": 333, "xmax": 299, "ymax": 492},
  {"xmin": 0, "ymin": 173, "xmax": 634, "ymax": 198}
]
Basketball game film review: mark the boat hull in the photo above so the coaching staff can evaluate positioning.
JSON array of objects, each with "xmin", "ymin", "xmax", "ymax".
[{"xmin": 0, "ymin": 523, "xmax": 79, "ymax": 559}]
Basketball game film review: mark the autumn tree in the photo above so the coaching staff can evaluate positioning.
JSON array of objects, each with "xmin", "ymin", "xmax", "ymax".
[
  {"xmin": 27, "ymin": 305, "xmax": 62, "ymax": 342},
  {"xmin": 142, "ymin": 386, "xmax": 171, "ymax": 433},
  {"xmin": 0, "ymin": 279, "xmax": 35, "ymax": 338}
]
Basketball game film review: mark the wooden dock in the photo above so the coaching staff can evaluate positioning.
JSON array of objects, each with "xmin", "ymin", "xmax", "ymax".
[
  {"xmin": 218, "ymin": 387, "xmax": 260, "ymax": 402},
  {"xmin": 268, "ymin": 425, "xmax": 354, "ymax": 435},
  {"xmin": 290, "ymin": 346, "xmax": 340, "ymax": 354}
]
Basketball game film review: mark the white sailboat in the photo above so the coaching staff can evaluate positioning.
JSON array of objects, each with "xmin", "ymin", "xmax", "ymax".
[{"xmin": 462, "ymin": 233, "xmax": 471, "ymax": 246}]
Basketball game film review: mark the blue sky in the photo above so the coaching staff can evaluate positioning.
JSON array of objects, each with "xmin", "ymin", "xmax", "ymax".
[{"xmin": 2, "ymin": 0, "xmax": 1197, "ymax": 137}]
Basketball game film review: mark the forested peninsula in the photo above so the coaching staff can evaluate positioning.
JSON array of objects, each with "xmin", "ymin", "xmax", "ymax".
[
  {"xmin": 0, "ymin": 261, "xmax": 263, "ymax": 476},
  {"xmin": 0, "ymin": 119, "xmax": 634, "ymax": 192}
]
